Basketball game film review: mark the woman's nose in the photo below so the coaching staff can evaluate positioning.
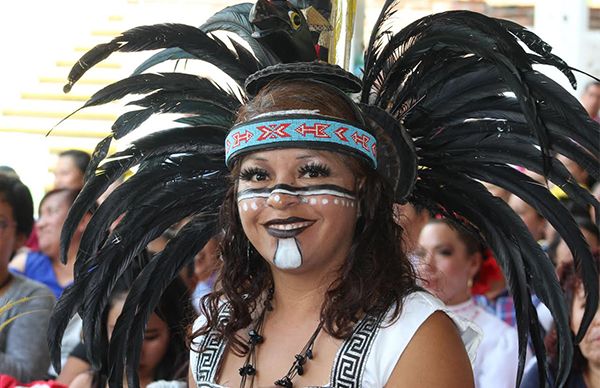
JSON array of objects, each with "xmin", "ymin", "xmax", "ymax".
[{"xmin": 266, "ymin": 191, "xmax": 301, "ymax": 209}]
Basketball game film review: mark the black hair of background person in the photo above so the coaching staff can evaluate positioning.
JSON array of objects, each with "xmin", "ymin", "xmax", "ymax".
[
  {"xmin": 0, "ymin": 175, "xmax": 34, "ymax": 238},
  {"xmin": 59, "ymin": 150, "xmax": 92, "ymax": 176}
]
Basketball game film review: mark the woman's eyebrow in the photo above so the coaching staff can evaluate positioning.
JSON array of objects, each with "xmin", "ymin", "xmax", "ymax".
[
  {"xmin": 245, "ymin": 156, "xmax": 268, "ymax": 162},
  {"xmin": 296, "ymin": 154, "xmax": 317, "ymax": 160}
]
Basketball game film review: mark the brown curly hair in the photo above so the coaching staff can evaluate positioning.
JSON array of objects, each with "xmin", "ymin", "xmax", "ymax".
[{"xmin": 193, "ymin": 79, "xmax": 418, "ymax": 355}]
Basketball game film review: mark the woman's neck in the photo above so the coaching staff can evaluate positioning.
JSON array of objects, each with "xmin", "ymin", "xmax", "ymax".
[{"xmin": 269, "ymin": 270, "xmax": 336, "ymax": 319}]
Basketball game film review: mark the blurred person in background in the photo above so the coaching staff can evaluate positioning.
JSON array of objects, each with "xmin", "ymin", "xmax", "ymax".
[
  {"xmin": 393, "ymin": 202, "xmax": 430, "ymax": 255},
  {"xmin": 65, "ymin": 255, "xmax": 194, "ymax": 388},
  {"xmin": 551, "ymin": 217, "xmax": 599, "ymax": 269},
  {"xmin": 190, "ymin": 237, "xmax": 220, "ymax": 313},
  {"xmin": 508, "ymin": 194, "xmax": 547, "ymax": 246},
  {"xmin": 54, "ymin": 150, "xmax": 91, "ymax": 190},
  {"xmin": 9, "ymin": 188, "xmax": 89, "ymax": 299},
  {"xmin": 418, "ymin": 217, "xmax": 525, "ymax": 387},
  {"xmin": 521, "ymin": 259, "xmax": 600, "ymax": 387},
  {"xmin": 581, "ymin": 81, "xmax": 600, "ymax": 123},
  {"xmin": 9, "ymin": 189, "xmax": 92, "ymax": 372},
  {"xmin": 0, "ymin": 175, "xmax": 55, "ymax": 382}
]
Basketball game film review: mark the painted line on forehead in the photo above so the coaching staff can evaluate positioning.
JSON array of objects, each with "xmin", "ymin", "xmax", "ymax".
[{"xmin": 237, "ymin": 184, "xmax": 356, "ymax": 202}]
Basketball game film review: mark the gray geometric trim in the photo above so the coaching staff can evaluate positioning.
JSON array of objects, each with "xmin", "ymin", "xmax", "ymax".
[
  {"xmin": 194, "ymin": 304, "xmax": 231, "ymax": 383},
  {"xmin": 330, "ymin": 310, "xmax": 386, "ymax": 388}
]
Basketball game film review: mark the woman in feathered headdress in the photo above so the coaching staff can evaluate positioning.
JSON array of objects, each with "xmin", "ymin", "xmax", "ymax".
[{"xmin": 48, "ymin": 1, "xmax": 600, "ymax": 387}]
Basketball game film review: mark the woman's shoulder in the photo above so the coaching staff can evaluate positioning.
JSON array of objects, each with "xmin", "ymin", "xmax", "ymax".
[
  {"xmin": 360, "ymin": 290, "xmax": 481, "ymax": 386},
  {"xmin": 385, "ymin": 310, "xmax": 476, "ymax": 387}
]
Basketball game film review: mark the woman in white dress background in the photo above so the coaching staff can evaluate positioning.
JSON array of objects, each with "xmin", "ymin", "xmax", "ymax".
[{"xmin": 418, "ymin": 217, "xmax": 529, "ymax": 388}]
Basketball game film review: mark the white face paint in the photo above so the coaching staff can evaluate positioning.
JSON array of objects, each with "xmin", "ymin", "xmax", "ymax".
[
  {"xmin": 237, "ymin": 184, "xmax": 356, "ymax": 214},
  {"xmin": 273, "ymin": 238, "xmax": 303, "ymax": 269}
]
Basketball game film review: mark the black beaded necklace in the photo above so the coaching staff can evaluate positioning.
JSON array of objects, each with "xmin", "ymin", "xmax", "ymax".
[{"xmin": 238, "ymin": 289, "xmax": 324, "ymax": 388}]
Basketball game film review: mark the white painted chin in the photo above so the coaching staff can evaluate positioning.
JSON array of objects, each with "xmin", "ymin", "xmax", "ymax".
[{"xmin": 273, "ymin": 238, "xmax": 302, "ymax": 269}]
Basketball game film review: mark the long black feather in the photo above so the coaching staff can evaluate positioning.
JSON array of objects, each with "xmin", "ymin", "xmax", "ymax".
[
  {"xmin": 64, "ymin": 23, "xmax": 250, "ymax": 92},
  {"xmin": 416, "ymin": 174, "xmax": 535, "ymax": 387},
  {"xmin": 59, "ymin": 126, "xmax": 226, "ymax": 265},
  {"xmin": 81, "ymin": 177, "xmax": 219, "ymax": 369},
  {"xmin": 418, "ymin": 170, "xmax": 572, "ymax": 386},
  {"xmin": 107, "ymin": 196, "xmax": 225, "ymax": 386},
  {"xmin": 460, "ymin": 164, "xmax": 599, "ymax": 341}
]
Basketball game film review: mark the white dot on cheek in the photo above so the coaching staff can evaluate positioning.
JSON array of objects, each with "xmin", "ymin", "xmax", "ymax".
[
  {"xmin": 309, "ymin": 198, "xmax": 317, "ymax": 205},
  {"xmin": 251, "ymin": 202, "xmax": 258, "ymax": 210},
  {"xmin": 273, "ymin": 194, "xmax": 281, "ymax": 203},
  {"xmin": 334, "ymin": 199, "xmax": 339, "ymax": 205},
  {"xmin": 322, "ymin": 198, "xmax": 328, "ymax": 205},
  {"xmin": 241, "ymin": 203, "xmax": 248, "ymax": 212}
]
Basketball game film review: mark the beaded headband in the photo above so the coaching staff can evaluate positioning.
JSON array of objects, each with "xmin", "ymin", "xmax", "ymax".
[{"xmin": 225, "ymin": 113, "xmax": 377, "ymax": 168}]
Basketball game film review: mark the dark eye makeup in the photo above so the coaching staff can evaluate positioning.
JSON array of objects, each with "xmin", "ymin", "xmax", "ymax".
[
  {"xmin": 239, "ymin": 162, "xmax": 331, "ymax": 182},
  {"xmin": 298, "ymin": 162, "xmax": 331, "ymax": 178},
  {"xmin": 239, "ymin": 167, "xmax": 269, "ymax": 182}
]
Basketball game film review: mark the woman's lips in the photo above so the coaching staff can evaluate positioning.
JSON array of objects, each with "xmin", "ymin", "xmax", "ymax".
[{"xmin": 264, "ymin": 217, "xmax": 314, "ymax": 238}]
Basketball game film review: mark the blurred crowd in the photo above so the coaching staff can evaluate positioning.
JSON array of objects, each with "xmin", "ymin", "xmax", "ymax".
[{"xmin": 0, "ymin": 82, "xmax": 598, "ymax": 387}]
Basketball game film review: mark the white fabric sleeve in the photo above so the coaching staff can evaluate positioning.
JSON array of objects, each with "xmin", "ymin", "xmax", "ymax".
[{"xmin": 473, "ymin": 312, "xmax": 522, "ymax": 388}]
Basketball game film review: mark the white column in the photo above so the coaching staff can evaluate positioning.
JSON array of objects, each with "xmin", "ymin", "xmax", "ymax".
[{"xmin": 533, "ymin": 0, "xmax": 589, "ymax": 93}]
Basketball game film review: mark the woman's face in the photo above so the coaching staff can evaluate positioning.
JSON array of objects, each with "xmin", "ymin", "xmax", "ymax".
[
  {"xmin": 36, "ymin": 192, "xmax": 71, "ymax": 260},
  {"xmin": 571, "ymin": 282, "xmax": 600, "ymax": 365},
  {"xmin": 418, "ymin": 222, "xmax": 480, "ymax": 305},
  {"xmin": 107, "ymin": 298, "xmax": 170, "ymax": 376},
  {"xmin": 236, "ymin": 148, "xmax": 360, "ymax": 272},
  {"xmin": 0, "ymin": 200, "xmax": 24, "ymax": 269},
  {"xmin": 555, "ymin": 227, "xmax": 600, "ymax": 268},
  {"xmin": 54, "ymin": 155, "xmax": 84, "ymax": 190}
]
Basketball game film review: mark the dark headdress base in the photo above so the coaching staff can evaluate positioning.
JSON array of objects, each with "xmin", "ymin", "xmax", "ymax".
[{"xmin": 244, "ymin": 62, "xmax": 362, "ymax": 96}]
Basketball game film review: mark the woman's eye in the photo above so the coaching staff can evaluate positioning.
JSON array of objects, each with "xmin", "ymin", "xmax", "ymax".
[
  {"xmin": 439, "ymin": 249, "xmax": 453, "ymax": 256},
  {"xmin": 299, "ymin": 163, "xmax": 330, "ymax": 178},
  {"xmin": 239, "ymin": 167, "xmax": 269, "ymax": 182}
]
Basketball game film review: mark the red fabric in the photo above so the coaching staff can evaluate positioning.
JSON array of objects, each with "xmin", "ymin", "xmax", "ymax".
[
  {"xmin": 472, "ymin": 248, "xmax": 503, "ymax": 295},
  {"xmin": 0, "ymin": 375, "xmax": 67, "ymax": 388}
]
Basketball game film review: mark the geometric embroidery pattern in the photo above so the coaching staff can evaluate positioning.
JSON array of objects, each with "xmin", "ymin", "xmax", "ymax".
[
  {"xmin": 195, "ymin": 304, "xmax": 231, "ymax": 383},
  {"xmin": 330, "ymin": 309, "xmax": 386, "ymax": 388},
  {"xmin": 225, "ymin": 115, "xmax": 377, "ymax": 168}
]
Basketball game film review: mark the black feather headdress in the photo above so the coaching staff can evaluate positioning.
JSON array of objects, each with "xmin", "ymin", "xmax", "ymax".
[{"xmin": 49, "ymin": 1, "xmax": 600, "ymax": 387}]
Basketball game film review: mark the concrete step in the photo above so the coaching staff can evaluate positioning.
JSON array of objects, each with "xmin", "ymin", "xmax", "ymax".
[
  {"xmin": 0, "ymin": 125, "xmax": 110, "ymax": 140},
  {"xmin": 0, "ymin": 115, "xmax": 113, "ymax": 135},
  {"xmin": 2, "ymin": 110, "xmax": 116, "ymax": 123},
  {"xmin": 1, "ymin": 98, "xmax": 122, "ymax": 115}
]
